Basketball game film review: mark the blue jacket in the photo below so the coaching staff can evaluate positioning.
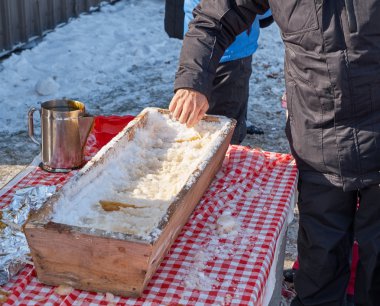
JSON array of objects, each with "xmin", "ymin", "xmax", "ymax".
[{"xmin": 184, "ymin": 0, "xmax": 271, "ymax": 63}]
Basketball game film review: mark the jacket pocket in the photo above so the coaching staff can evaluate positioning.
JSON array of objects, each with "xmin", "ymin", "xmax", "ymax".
[
  {"xmin": 268, "ymin": 0, "xmax": 319, "ymax": 35},
  {"xmin": 286, "ymin": 80, "xmax": 295, "ymax": 124},
  {"xmin": 285, "ymin": 74, "xmax": 328, "ymax": 172}
]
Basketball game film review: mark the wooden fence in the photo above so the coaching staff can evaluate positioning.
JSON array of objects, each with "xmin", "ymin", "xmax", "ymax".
[{"xmin": 0, "ymin": 0, "xmax": 119, "ymax": 57}]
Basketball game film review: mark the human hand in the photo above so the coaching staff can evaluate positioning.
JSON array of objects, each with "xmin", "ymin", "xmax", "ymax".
[{"xmin": 169, "ymin": 89, "xmax": 209, "ymax": 127}]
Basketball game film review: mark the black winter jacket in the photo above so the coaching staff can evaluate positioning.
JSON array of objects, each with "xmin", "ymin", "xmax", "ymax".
[{"xmin": 174, "ymin": 0, "xmax": 380, "ymax": 191}]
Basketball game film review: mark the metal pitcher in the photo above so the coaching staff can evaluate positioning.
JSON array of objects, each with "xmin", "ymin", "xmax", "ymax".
[{"xmin": 28, "ymin": 99, "xmax": 94, "ymax": 172}]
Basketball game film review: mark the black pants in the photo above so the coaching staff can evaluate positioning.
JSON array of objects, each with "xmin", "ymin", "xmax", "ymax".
[
  {"xmin": 207, "ymin": 55, "xmax": 252, "ymax": 145},
  {"xmin": 291, "ymin": 179, "xmax": 380, "ymax": 306}
]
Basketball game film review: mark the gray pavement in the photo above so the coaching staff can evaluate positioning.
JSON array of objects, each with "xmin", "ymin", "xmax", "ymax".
[
  {"xmin": 0, "ymin": 165, "xmax": 27, "ymax": 189},
  {"xmin": 0, "ymin": 131, "xmax": 39, "ymax": 189}
]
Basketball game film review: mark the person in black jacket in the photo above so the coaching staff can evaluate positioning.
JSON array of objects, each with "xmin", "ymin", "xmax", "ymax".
[
  {"xmin": 169, "ymin": 1, "xmax": 380, "ymax": 306},
  {"xmin": 165, "ymin": 0, "xmax": 273, "ymax": 143}
]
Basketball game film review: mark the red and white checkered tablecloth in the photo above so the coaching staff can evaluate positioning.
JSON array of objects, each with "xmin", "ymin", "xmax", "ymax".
[{"xmin": 0, "ymin": 117, "xmax": 297, "ymax": 306}]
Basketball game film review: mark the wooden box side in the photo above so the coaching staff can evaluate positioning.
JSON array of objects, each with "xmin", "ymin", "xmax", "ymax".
[
  {"xmin": 24, "ymin": 107, "xmax": 236, "ymax": 297},
  {"xmin": 144, "ymin": 124, "xmax": 234, "ymax": 284},
  {"xmin": 24, "ymin": 225, "xmax": 152, "ymax": 297}
]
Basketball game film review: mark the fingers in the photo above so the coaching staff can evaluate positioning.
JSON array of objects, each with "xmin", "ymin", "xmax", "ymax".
[
  {"xmin": 170, "ymin": 89, "xmax": 186, "ymax": 121},
  {"xmin": 168, "ymin": 95, "xmax": 177, "ymax": 112},
  {"xmin": 201, "ymin": 101, "xmax": 209, "ymax": 116},
  {"xmin": 173, "ymin": 99, "xmax": 184, "ymax": 121},
  {"xmin": 169, "ymin": 89, "xmax": 208, "ymax": 127},
  {"xmin": 196, "ymin": 112, "xmax": 204, "ymax": 122},
  {"xmin": 187, "ymin": 107, "xmax": 200, "ymax": 127},
  {"xmin": 169, "ymin": 92, "xmax": 183, "ymax": 119},
  {"xmin": 187, "ymin": 101, "xmax": 208, "ymax": 127},
  {"xmin": 179, "ymin": 101, "xmax": 192, "ymax": 125}
]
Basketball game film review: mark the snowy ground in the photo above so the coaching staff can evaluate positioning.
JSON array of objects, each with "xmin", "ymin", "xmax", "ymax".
[
  {"xmin": 0, "ymin": 0, "xmax": 296, "ymax": 303},
  {"xmin": 0, "ymin": 0, "xmax": 289, "ymax": 165},
  {"xmin": 1, "ymin": 0, "xmax": 181, "ymax": 165}
]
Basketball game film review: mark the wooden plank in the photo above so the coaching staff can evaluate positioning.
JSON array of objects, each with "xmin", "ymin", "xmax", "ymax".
[{"xmin": 25, "ymin": 226, "xmax": 151, "ymax": 297}]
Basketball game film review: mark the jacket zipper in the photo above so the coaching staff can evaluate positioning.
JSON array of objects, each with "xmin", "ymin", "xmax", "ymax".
[{"xmin": 344, "ymin": 0, "xmax": 357, "ymax": 33}]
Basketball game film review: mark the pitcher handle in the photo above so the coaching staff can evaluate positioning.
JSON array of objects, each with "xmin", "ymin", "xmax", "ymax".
[{"xmin": 28, "ymin": 107, "xmax": 40, "ymax": 145}]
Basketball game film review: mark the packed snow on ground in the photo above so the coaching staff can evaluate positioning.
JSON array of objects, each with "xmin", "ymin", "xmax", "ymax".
[{"xmin": 0, "ymin": 0, "xmax": 285, "ymax": 164}]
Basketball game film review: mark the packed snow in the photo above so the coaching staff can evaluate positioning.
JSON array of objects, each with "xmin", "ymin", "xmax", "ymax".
[{"xmin": 52, "ymin": 109, "xmax": 232, "ymax": 240}]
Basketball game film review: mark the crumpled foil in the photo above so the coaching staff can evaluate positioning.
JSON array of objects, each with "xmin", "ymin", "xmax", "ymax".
[{"xmin": 0, "ymin": 185, "xmax": 56, "ymax": 285}]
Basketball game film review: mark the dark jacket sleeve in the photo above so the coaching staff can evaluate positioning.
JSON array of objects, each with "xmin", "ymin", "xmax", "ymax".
[
  {"xmin": 174, "ymin": 0, "xmax": 270, "ymax": 101},
  {"xmin": 259, "ymin": 15, "xmax": 274, "ymax": 28}
]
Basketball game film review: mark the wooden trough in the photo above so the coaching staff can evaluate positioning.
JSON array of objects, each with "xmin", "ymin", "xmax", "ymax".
[{"xmin": 24, "ymin": 108, "xmax": 236, "ymax": 297}]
